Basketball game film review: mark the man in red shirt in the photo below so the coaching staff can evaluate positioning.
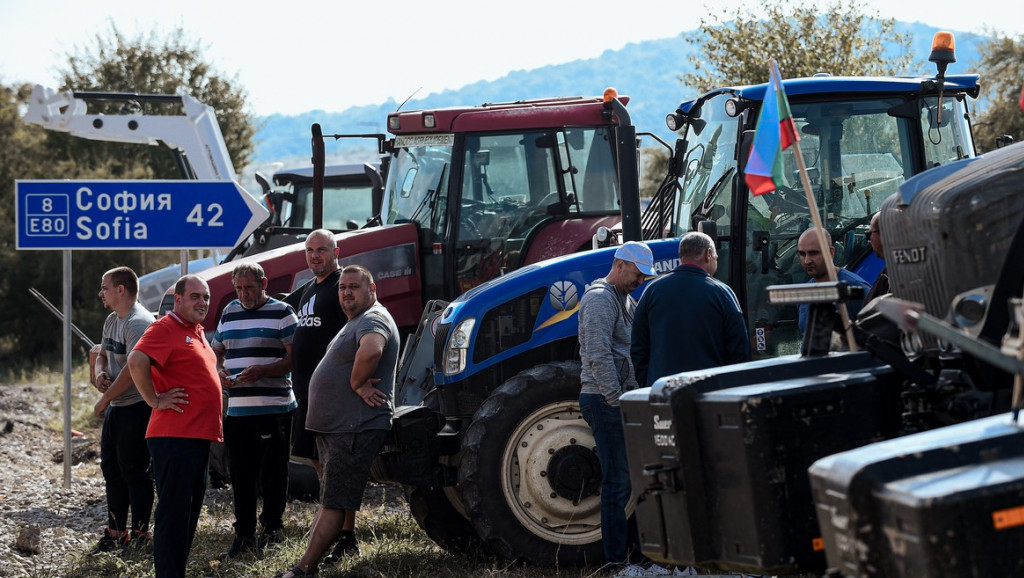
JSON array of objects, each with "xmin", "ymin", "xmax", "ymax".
[{"xmin": 127, "ymin": 275, "xmax": 222, "ymax": 578}]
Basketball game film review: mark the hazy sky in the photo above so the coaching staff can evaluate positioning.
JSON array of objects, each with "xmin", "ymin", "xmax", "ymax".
[{"xmin": 0, "ymin": 0, "xmax": 1013, "ymax": 116}]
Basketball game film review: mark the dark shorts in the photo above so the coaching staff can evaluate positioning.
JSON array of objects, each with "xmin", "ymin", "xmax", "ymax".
[
  {"xmin": 291, "ymin": 397, "xmax": 318, "ymax": 461},
  {"xmin": 315, "ymin": 429, "xmax": 389, "ymax": 511}
]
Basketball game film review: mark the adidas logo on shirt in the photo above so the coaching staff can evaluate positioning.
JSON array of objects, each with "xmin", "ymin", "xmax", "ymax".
[{"xmin": 296, "ymin": 294, "xmax": 322, "ymax": 327}]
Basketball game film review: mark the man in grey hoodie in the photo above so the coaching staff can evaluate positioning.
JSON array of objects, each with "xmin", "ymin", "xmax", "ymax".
[{"xmin": 578, "ymin": 241, "xmax": 655, "ymax": 571}]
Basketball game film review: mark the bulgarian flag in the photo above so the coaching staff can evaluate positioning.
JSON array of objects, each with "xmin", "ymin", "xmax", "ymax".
[{"xmin": 745, "ymin": 61, "xmax": 800, "ymax": 196}]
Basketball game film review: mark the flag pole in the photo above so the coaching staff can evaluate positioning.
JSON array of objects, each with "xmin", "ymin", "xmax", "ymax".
[{"xmin": 770, "ymin": 61, "xmax": 859, "ymax": 351}]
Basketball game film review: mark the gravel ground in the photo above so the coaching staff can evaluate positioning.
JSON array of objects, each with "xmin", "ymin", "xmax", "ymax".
[
  {"xmin": 0, "ymin": 382, "xmax": 108, "ymax": 577},
  {"xmin": 0, "ymin": 380, "xmax": 410, "ymax": 578}
]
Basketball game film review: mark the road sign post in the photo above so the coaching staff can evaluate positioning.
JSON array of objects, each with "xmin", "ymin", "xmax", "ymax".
[{"xmin": 16, "ymin": 180, "xmax": 268, "ymax": 488}]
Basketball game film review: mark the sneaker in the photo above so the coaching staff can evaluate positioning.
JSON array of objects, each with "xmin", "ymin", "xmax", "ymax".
[
  {"xmin": 322, "ymin": 532, "xmax": 359, "ymax": 565},
  {"xmin": 88, "ymin": 529, "xmax": 127, "ymax": 555},
  {"xmin": 219, "ymin": 535, "xmax": 259, "ymax": 559}
]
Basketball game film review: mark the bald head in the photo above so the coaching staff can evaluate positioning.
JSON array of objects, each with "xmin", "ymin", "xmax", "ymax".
[
  {"xmin": 797, "ymin": 228, "xmax": 834, "ymax": 281},
  {"xmin": 304, "ymin": 229, "xmax": 340, "ymax": 281}
]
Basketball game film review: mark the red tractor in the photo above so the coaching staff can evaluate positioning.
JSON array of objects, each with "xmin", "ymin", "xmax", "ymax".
[{"xmin": 163, "ymin": 92, "xmax": 643, "ymax": 334}]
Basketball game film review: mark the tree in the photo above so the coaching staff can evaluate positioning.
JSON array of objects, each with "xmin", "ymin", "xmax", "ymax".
[
  {"xmin": 55, "ymin": 24, "xmax": 255, "ymax": 178},
  {"xmin": 683, "ymin": 0, "xmax": 916, "ymax": 91},
  {"xmin": 0, "ymin": 25, "xmax": 256, "ymax": 369},
  {"xmin": 972, "ymin": 32, "xmax": 1024, "ymax": 153},
  {"xmin": 640, "ymin": 146, "xmax": 671, "ymax": 199}
]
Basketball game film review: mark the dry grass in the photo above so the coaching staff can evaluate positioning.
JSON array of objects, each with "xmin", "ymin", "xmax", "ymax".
[
  {"xmin": 6, "ymin": 366, "xmax": 610, "ymax": 578},
  {"xmin": 59, "ymin": 486, "xmax": 607, "ymax": 578}
]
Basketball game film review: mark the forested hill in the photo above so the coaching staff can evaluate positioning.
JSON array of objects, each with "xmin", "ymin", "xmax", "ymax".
[{"xmin": 253, "ymin": 21, "xmax": 986, "ymax": 166}]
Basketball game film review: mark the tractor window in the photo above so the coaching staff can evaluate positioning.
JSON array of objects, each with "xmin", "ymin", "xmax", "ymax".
[
  {"xmin": 288, "ymin": 182, "xmax": 376, "ymax": 230},
  {"xmin": 455, "ymin": 131, "xmax": 555, "ymax": 293},
  {"xmin": 745, "ymin": 96, "xmax": 915, "ymax": 357},
  {"xmin": 556, "ymin": 126, "xmax": 619, "ymax": 214},
  {"xmin": 382, "ymin": 143, "xmax": 452, "ymax": 239},
  {"xmin": 921, "ymin": 95, "xmax": 975, "ymax": 167},
  {"xmin": 453, "ymin": 127, "xmax": 617, "ymax": 293},
  {"xmin": 674, "ymin": 94, "xmax": 740, "ymax": 242}
]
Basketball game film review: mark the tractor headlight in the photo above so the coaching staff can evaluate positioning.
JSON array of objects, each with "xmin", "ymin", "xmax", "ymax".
[{"xmin": 443, "ymin": 318, "xmax": 476, "ymax": 376}]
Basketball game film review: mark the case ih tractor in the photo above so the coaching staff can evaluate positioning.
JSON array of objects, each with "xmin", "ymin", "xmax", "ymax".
[
  {"xmin": 157, "ymin": 92, "xmax": 643, "ymax": 332},
  {"xmin": 376, "ymin": 34, "xmax": 986, "ymax": 567}
]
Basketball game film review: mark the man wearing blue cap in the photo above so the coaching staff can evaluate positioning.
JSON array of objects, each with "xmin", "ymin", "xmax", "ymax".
[
  {"xmin": 578, "ymin": 241, "xmax": 662, "ymax": 574},
  {"xmin": 632, "ymin": 231, "xmax": 749, "ymax": 389}
]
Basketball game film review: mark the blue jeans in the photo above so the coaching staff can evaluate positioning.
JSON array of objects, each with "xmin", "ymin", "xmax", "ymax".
[
  {"xmin": 579, "ymin": 393, "xmax": 641, "ymax": 564},
  {"xmin": 148, "ymin": 437, "xmax": 210, "ymax": 578}
]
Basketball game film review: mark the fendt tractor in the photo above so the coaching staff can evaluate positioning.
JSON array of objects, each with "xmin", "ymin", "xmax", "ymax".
[
  {"xmin": 164, "ymin": 92, "xmax": 643, "ymax": 333},
  {"xmin": 373, "ymin": 33, "xmax": 988, "ymax": 566},
  {"xmin": 23, "ymin": 85, "xmax": 382, "ymax": 304},
  {"xmin": 620, "ymin": 139, "xmax": 1024, "ymax": 577}
]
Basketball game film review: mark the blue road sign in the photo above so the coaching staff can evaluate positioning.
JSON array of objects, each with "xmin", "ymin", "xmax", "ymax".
[{"xmin": 15, "ymin": 180, "xmax": 270, "ymax": 250}]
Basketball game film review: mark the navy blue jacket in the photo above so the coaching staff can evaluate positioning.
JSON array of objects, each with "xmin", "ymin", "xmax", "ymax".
[{"xmin": 631, "ymin": 265, "xmax": 750, "ymax": 388}]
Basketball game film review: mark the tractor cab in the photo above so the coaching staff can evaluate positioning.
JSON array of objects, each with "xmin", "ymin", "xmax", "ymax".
[{"xmin": 660, "ymin": 72, "xmax": 978, "ymax": 356}]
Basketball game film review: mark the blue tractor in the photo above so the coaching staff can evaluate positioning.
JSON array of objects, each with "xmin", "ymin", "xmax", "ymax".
[{"xmin": 377, "ymin": 34, "xmax": 984, "ymax": 566}]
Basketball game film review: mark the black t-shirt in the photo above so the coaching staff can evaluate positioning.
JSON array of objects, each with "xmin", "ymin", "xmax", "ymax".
[{"xmin": 285, "ymin": 269, "xmax": 346, "ymax": 399}]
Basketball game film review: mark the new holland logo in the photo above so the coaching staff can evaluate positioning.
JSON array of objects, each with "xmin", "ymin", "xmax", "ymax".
[
  {"xmin": 535, "ymin": 280, "xmax": 582, "ymax": 331},
  {"xmin": 548, "ymin": 280, "xmax": 579, "ymax": 312}
]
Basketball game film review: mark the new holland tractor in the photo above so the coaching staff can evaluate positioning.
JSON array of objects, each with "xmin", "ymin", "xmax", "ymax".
[{"xmin": 376, "ymin": 33, "xmax": 985, "ymax": 567}]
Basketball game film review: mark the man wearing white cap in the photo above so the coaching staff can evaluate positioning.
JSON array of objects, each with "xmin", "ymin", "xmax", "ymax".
[
  {"xmin": 578, "ymin": 241, "xmax": 660, "ymax": 573},
  {"xmin": 632, "ymin": 231, "xmax": 749, "ymax": 390}
]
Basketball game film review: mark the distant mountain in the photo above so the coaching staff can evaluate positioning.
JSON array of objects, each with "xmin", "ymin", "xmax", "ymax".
[{"xmin": 251, "ymin": 21, "xmax": 986, "ymax": 167}]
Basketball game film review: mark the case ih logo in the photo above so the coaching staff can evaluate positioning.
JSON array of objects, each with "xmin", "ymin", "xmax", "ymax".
[{"xmin": 548, "ymin": 280, "xmax": 580, "ymax": 312}]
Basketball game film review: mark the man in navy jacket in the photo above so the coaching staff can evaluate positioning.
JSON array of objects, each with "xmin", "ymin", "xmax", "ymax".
[{"xmin": 631, "ymin": 232, "xmax": 749, "ymax": 388}]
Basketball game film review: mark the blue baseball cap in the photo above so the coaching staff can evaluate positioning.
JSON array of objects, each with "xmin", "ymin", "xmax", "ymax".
[{"xmin": 614, "ymin": 241, "xmax": 655, "ymax": 276}]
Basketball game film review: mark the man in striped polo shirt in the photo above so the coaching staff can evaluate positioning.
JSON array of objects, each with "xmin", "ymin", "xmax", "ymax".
[{"xmin": 211, "ymin": 262, "xmax": 299, "ymax": 558}]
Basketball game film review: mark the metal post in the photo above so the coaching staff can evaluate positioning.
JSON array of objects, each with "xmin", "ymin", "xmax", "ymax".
[{"xmin": 62, "ymin": 250, "xmax": 72, "ymax": 488}]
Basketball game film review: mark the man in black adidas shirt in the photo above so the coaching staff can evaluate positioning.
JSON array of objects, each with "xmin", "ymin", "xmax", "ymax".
[{"xmin": 285, "ymin": 230, "xmax": 346, "ymax": 474}]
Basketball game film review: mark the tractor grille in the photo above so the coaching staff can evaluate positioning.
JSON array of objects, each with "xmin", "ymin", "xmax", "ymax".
[
  {"xmin": 882, "ymin": 144, "xmax": 1024, "ymax": 345},
  {"xmin": 433, "ymin": 321, "xmax": 451, "ymax": 369}
]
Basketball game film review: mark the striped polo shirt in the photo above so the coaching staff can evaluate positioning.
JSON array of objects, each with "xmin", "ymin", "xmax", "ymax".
[{"xmin": 211, "ymin": 297, "xmax": 298, "ymax": 417}]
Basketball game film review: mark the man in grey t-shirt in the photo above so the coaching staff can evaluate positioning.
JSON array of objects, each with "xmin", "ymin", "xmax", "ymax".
[
  {"xmin": 89, "ymin": 266, "xmax": 155, "ymax": 554},
  {"xmin": 276, "ymin": 265, "xmax": 399, "ymax": 578}
]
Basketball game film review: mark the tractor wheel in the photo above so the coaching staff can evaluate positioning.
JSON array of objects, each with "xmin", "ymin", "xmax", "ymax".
[
  {"xmin": 459, "ymin": 361, "xmax": 604, "ymax": 566},
  {"xmin": 208, "ymin": 441, "xmax": 230, "ymax": 489},
  {"xmin": 405, "ymin": 475, "xmax": 481, "ymax": 554},
  {"xmin": 403, "ymin": 389, "xmax": 481, "ymax": 553}
]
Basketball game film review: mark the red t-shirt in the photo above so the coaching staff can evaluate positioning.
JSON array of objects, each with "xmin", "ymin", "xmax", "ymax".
[{"xmin": 134, "ymin": 312, "xmax": 223, "ymax": 442}]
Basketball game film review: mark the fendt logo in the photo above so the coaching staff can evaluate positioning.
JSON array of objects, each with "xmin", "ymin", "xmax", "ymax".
[{"xmin": 548, "ymin": 280, "xmax": 579, "ymax": 312}]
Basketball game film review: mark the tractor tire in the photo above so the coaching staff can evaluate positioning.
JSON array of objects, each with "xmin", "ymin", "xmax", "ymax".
[
  {"xmin": 405, "ymin": 482, "xmax": 481, "ymax": 554},
  {"xmin": 459, "ymin": 361, "xmax": 604, "ymax": 567},
  {"xmin": 208, "ymin": 441, "xmax": 230, "ymax": 489},
  {"xmin": 402, "ymin": 389, "xmax": 482, "ymax": 553}
]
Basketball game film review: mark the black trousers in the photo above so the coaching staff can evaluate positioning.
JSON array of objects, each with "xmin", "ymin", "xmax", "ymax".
[
  {"xmin": 224, "ymin": 411, "xmax": 294, "ymax": 537},
  {"xmin": 100, "ymin": 401, "xmax": 154, "ymax": 533},
  {"xmin": 149, "ymin": 437, "xmax": 210, "ymax": 578}
]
